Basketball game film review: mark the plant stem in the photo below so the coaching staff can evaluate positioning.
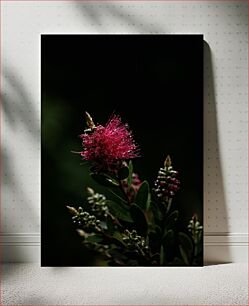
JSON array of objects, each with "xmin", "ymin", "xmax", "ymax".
[
  {"xmin": 107, "ymin": 212, "xmax": 123, "ymax": 229},
  {"xmin": 166, "ymin": 198, "xmax": 172, "ymax": 214}
]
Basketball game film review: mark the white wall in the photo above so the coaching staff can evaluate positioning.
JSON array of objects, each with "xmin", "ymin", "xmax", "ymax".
[{"xmin": 1, "ymin": 1, "xmax": 248, "ymax": 263}]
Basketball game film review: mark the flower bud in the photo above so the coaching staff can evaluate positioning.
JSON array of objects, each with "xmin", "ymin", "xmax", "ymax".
[
  {"xmin": 66, "ymin": 205, "xmax": 78, "ymax": 215},
  {"xmin": 86, "ymin": 187, "xmax": 95, "ymax": 196},
  {"xmin": 164, "ymin": 155, "xmax": 172, "ymax": 168},
  {"xmin": 85, "ymin": 111, "xmax": 96, "ymax": 129}
]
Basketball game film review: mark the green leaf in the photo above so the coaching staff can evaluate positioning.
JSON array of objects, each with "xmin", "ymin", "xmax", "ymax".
[
  {"xmin": 112, "ymin": 231, "xmax": 126, "ymax": 246},
  {"xmin": 162, "ymin": 229, "xmax": 174, "ymax": 246},
  {"xmin": 147, "ymin": 191, "xmax": 151, "ymax": 211},
  {"xmin": 165, "ymin": 210, "xmax": 179, "ymax": 229},
  {"xmin": 91, "ymin": 173, "xmax": 119, "ymax": 187},
  {"xmin": 162, "ymin": 230, "xmax": 174, "ymax": 265},
  {"xmin": 108, "ymin": 248, "xmax": 127, "ymax": 260},
  {"xmin": 170, "ymin": 257, "xmax": 185, "ymax": 266},
  {"xmin": 130, "ymin": 204, "xmax": 148, "ymax": 236},
  {"xmin": 127, "ymin": 161, "xmax": 133, "ymax": 186},
  {"xmin": 108, "ymin": 189, "xmax": 127, "ymax": 204},
  {"xmin": 118, "ymin": 166, "xmax": 129, "ymax": 180},
  {"xmin": 85, "ymin": 235, "xmax": 103, "ymax": 244},
  {"xmin": 135, "ymin": 181, "xmax": 150, "ymax": 211},
  {"xmin": 179, "ymin": 232, "xmax": 193, "ymax": 255},
  {"xmin": 106, "ymin": 200, "xmax": 132, "ymax": 222},
  {"xmin": 155, "ymin": 225, "xmax": 162, "ymax": 236},
  {"xmin": 178, "ymin": 232, "xmax": 193, "ymax": 265},
  {"xmin": 179, "ymin": 245, "xmax": 189, "ymax": 265},
  {"xmin": 151, "ymin": 201, "xmax": 163, "ymax": 221},
  {"xmin": 106, "ymin": 215, "xmax": 115, "ymax": 234}
]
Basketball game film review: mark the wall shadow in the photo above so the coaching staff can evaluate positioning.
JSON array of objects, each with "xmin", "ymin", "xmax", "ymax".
[
  {"xmin": 203, "ymin": 41, "xmax": 230, "ymax": 264},
  {"xmin": 74, "ymin": 2, "xmax": 163, "ymax": 33},
  {"xmin": 2, "ymin": 150, "xmax": 38, "ymax": 231},
  {"xmin": 1, "ymin": 66, "xmax": 40, "ymax": 261},
  {"xmin": 1, "ymin": 67, "xmax": 40, "ymax": 139}
]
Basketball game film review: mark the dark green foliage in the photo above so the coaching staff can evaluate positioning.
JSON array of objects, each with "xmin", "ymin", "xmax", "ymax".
[
  {"xmin": 85, "ymin": 235, "xmax": 103, "ymax": 244},
  {"xmin": 127, "ymin": 161, "xmax": 133, "ymax": 186},
  {"xmin": 135, "ymin": 181, "xmax": 150, "ymax": 211},
  {"xmin": 67, "ymin": 157, "xmax": 203, "ymax": 266},
  {"xmin": 105, "ymin": 200, "xmax": 132, "ymax": 223},
  {"xmin": 179, "ymin": 232, "xmax": 193, "ymax": 254},
  {"xmin": 165, "ymin": 210, "xmax": 179, "ymax": 230},
  {"xmin": 106, "ymin": 215, "xmax": 115, "ymax": 234},
  {"xmin": 162, "ymin": 229, "xmax": 175, "ymax": 264},
  {"xmin": 179, "ymin": 232, "xmax": 193, "ymax": 265},
  {"xmin": 130, "ymin": 204, "xmax": 148, "ymax": 237},
  {"xmin": 163, "ymin": 229, "xmax": 174, "ymax": 244},
  {"xmin": 91, "ymin": 173, "xmax": 119, "ymax": 187}
]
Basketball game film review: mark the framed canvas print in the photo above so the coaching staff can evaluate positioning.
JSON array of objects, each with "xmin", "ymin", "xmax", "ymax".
[{"xmin": 41, "ymin": 34, "xmax": 203, "ymax": 266}]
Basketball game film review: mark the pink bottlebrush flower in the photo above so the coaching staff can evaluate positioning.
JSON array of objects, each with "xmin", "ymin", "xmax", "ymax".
[{"xmin": 80, "ymin": 114, "xmax": 139, "ymax": 171}]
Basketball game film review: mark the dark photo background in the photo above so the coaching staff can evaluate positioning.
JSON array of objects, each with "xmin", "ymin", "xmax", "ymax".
[{"xmin": 41, "ymin": 34, "xmax": 203, "ymax": 266}]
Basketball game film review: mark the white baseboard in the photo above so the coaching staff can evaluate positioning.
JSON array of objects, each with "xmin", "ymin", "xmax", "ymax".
[
  {"xmin": 204, "ymin": 232, "xmax": 248, "ymax": 264},
  {"xmin": 1, "ymin": 232, "xmax": 248, "ymax": 263},
  {"xmin": 1, "ymin": 233, "xmax": 40, "ymax": 263}
]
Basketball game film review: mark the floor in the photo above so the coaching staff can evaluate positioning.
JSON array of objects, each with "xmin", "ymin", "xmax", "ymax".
[{"xmin": 2, "ymin": 263, "xmax": 248, "ymax": 305}]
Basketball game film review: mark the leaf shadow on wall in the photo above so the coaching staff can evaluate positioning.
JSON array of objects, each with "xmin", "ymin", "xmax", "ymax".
[
  {"xmin": 1, "ymin": 67, "xmax": 40, "ymax": 265},
  {"xmin": 2, "ymin": 67, "xmax": 40, "ymax": 139},
  {"xmin": 204, "ymin": 41, "xmax": 230, "ymax": 264},
  {"xmin": 74, "ymin": 2, "xmax": 164, "ymax": 33}
]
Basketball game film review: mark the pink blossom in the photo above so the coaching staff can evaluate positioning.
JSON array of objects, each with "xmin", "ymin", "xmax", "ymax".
[
  {"xmin": 121, "ymin": 173, "xmax": 142, "ymax": 203},
  {"xmin": 80, "ymin": 115, "xmax": 139, "ymax": 171}
]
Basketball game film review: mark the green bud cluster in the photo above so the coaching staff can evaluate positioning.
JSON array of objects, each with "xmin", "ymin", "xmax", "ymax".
[
  {"xmin": 87, "ymin": 187, "xmax": 109, "ymax": 217},
  {"xmin": 188, "ymin": 215, "xmax": 203, "ymax": 244},
  {"xmin": 72, "ymin": 206, "xmax": 101, "ymax": 231},
  {"xmin": 122, "ymin": 229, "xmax": 149, "ymax": 253}
]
